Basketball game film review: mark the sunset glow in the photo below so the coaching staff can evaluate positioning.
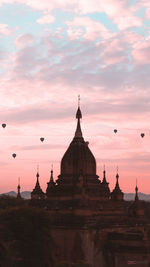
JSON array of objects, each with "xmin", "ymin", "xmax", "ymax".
[{"xmin": 0, "ymin": 0, "xmax": 150, "ymax": 193}]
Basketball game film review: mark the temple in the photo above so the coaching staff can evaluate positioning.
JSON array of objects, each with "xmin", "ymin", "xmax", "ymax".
[{"xmin": 30, "ymin": 104, "xmax": 150, "ymax": 267}]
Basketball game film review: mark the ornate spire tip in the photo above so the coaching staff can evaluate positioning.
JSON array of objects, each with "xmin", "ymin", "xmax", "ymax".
[{"xmin": 78, "ymin": 95, "xmax": 80, "ymax": 108}]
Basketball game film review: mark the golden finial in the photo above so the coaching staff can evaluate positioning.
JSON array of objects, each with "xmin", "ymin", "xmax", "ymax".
[
  {"xmin": 36, "ymin": 164, "xmax": 40, "ymax": 179},
  {"xmin": 117, "ymin": 166, "xmax": 119, "ymax": 173},
  {"xmin": 37, "ymin": 164, "xmax": 39, "ymax": 173},
  {"xmin": 78, "ymin": 95, "xmax": 80, "ymax": 108}
]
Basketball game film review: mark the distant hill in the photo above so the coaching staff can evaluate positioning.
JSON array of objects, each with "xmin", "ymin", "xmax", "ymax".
[
  {"xmin": 1, "ymin": 191, "xmax": 150, "ymax": 201},
  {"xmin": 21, "ymin": 191, "xmax": 31, "ymax": 199},
  {"xmin": 124, "ymin": 192, "xmax": 150, "ymax": 201},
  {"xmin": 2, "ymin": 191, "xmax": 17, "ymax": 198},
  {"xmin": 1, "ymin": 191, "xmax": 31, "ymax": 199}
]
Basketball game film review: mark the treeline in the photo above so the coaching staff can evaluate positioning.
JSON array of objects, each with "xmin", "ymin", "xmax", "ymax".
[
  {"xmin": 0, "ymin": 205, "xmax": 53, "ymax": 267},
  {"xmin": 0, "ymin": 196, "xmax": 92, "ymax": 267}
]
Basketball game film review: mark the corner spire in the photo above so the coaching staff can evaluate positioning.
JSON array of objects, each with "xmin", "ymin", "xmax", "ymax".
[
  {"xmin": 17, "ymin": 177, "xmax": 21, "ymax": 199},
  {"xmin": 111, "ymin": 167, "xmax": 124, "ymax": 201},
  {"xmin": 50, "ymin": 164, "xmax": 54, "ymax": 183},
  {"xmin": 102, "ymin": 165, "xmax": 107, "ymax": 184},
  {"xmin": 135, "ymin": 179, "xmax": 139, "ymax": 201},
  {"xmin": 113, "ymin": 167, "xmax": 122, "ymax": 193},
  {"xmin": 75, "ymin": 95, "xmax": 83, "ymax": 138},
  {"xmin": 46, "ymin": 165, "xmax": 56, "ymax": 196},
  {"xmin": 115, "ymin": 166, "xmax": 120, "ymax": 189},
  {"xmin": 31, "ymin": 167, "xmax": 45, "ymax": 199},
  {"xmin": 36, "ymin": 165, "xmax": 40, "ymax": 187}
]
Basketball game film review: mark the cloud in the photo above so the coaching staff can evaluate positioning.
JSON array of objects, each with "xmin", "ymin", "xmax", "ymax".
[
  {"xmin": 100, "ymin": 38, "xmax": 127, "ymax": 65},
  {"xmin": 10, "ymin": 45, "xmax": 48, "ymax": 79},
  {"xmin": 4, "ymin": 27, "xmax": 141, "ymax": 95},
  {"xmin": 1, "ymin": 104, "xmax": 73, "ymax": 124},
  {"xmin": 66, "ymin": 16, "xmax": 112, "ymax": 41},
  {"xmin": 37, "ymin": 14, "xmax": 55, "ymax": 24},
  {"xmin": 12, "ymin": 143, "xmax": 66, "ymax": 150},
  {"xmin": 1, "ymin": 94, "xmax": 150, "ymax": 125},
  {"xmin": 0, "ymin": 24, "xmax": 12, "ymax": 36},
  {"xmin": 145, "ymin": 7, "xmax": 150, "ymax": 19},
  {"xmin": 113, "ymin": 14, "xmax": 142, "ymax": 30},
  {"xmin": 15, "ymin": 34, "xmax": 35, "ymax": 48},
  {"xmin": 132, "ymin": 39, "xmax": 150, "ymax": 64},
  {"xmin": 0, "ymin": 0, "xmax": 143, "ymax": 31}
]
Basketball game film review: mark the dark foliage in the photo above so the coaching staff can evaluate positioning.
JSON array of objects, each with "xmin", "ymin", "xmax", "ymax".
[
  {"xmin": 0, "ymin": 206, "xmax": 53, "ymax": 267},
  {"xmin": 56, "ymin": 262, "xmax": 92, "ymax": 267}
]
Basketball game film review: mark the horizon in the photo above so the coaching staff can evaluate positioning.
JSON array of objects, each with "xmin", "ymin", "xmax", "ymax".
[
  {"xmin": 3, "ymin": 189, "xmax": 150, "ymax": 196},
  {"xmin": 0, "ymin": 0, "xmax": 150, "ymax": 193}
]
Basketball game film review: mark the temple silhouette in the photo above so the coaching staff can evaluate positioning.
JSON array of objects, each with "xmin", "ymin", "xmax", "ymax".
[{"xmin": 18, "ymin": 104, "xmax": 150, "ymax": 266}]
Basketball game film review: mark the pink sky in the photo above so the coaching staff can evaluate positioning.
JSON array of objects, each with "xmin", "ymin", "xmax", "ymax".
[{"xmin": 0, "ymin": 0, "xmax": 150, "ymax": 194}]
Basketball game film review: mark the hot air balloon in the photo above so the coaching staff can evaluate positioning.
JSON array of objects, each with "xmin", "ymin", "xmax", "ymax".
[
  {"xmin": 12, "ymin": 153, "xmax": 16, "ymax": 158},
  {"xmin": 114, "ymin": 129, "xmax": 117, "ymax": 134},
  {"xmin": 141, "ymin": 133, "xmax": 145, "ymax": 138},
  {"xmin": 2, "ymin": 123, "xmax": 6, "ymax": 128},
  {"xmin": 40, "ymin": 137, "xmax": 44, "ymax": 142}
]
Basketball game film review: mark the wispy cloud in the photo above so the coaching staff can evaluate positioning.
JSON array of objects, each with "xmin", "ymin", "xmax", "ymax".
[{"xmin": 12, "ymin": 144, "xmax": 66, "ymax": 150}]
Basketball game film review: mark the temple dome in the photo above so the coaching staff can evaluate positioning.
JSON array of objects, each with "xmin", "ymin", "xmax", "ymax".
[{"xmin": 60, "ymin": 106, "xmax": 96, "ymax": 176}]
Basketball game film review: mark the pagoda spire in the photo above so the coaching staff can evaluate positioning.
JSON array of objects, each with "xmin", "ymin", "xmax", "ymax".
[
  {"xmin": 48, "ymin": 164, "xmax": 55, "ymax": 186},
  {"xmin": 102, "ymin": 165, "xmax": 107, "ymax": 184},
  {"xmin": 114, "ymin": 167, "xmax": 120, "ymax": 190},
  {"xmin": 135, "ymin": 179, "xmax": 139, "ymax": 201},
  {"xmin": 31, "ymin": 165, "xmax": 45, "ymax": 200},
  {"xmin": 75, "ymin": 95, "xmax": 83, "ymax": 138},
  {"xmin": 115, "ymin": 173, "xmax": 119, "ymax": 189},
  {"xmin": 50, "ymin": 164, "xmax": 54, "ymax": 183},
  {"xmin": 101, "ymin": 165, "xmax": 110, "ymax": 199},
  {"xmin": 17, "ymin": 177, "xmax": 21, "ymax": 199},
  {"xmin": 111, "ymin": 167, "xmax": 124, "ymax": 201},
  {"xmin": 129, "ymin": 179, "xmax": 144, "ymax": 217},
  {"xmin": 35, "ymin": 165, "xmax": 40, "ymax": 187},
  {"xmin": 46, "ymin": 165, "xmax": 56, "ymax": 197}
]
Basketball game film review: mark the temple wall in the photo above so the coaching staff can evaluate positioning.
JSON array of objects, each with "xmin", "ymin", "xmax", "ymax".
[{"xmin": 50, "ymin": 227, "xmax": 150, "ymax": 267}]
